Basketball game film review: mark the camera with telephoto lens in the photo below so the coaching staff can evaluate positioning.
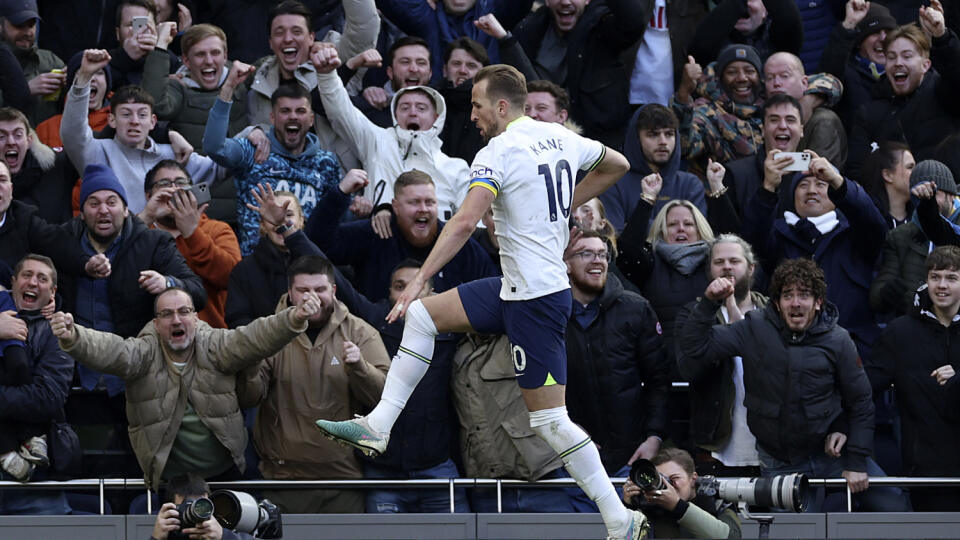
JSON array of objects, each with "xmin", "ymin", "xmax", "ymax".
[
  {"xmin": 696, "ymin": 473, "xmax": 809, "ymax": 512},
  {"xmin": 210, "ymin": 490, "xmax": 283, "ymax": 539},
  {"xmin": 175, "ymin": 496, "xmax": 215, "ymax": 529},
  {"xmin": 629, "ymin": 459, "xmax": 668, "ymax": 492}
]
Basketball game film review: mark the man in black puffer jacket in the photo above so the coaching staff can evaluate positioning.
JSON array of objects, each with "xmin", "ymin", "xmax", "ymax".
[
  {"xmin": 564, "ymin": 231, "xmax": 670, "ymax": 477},
  {"xmin": 679, "ymin": 257, "xmax": 909, "ymax": 512}
]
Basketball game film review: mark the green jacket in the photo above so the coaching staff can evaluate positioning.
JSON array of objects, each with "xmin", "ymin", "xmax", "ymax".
[
  {"xmin": 3, "ymin": 43, "xmax": 64, "ymax": 126},
  {"xmin": 61, "ymin": 307, "xmax": 306, "ymax": 489},
  {"xmin": 141, "ymin": 49, "xmax": 248, "ymax": 149}
]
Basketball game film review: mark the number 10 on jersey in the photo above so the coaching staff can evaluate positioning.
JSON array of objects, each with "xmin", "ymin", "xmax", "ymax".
[{"xmin": 539, "ymin": 159, "xmax": 574, "ymax": 222}]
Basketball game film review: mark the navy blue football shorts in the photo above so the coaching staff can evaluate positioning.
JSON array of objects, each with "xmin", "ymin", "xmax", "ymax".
[{"xmin": 457, "ymin": 277, "xmax": 571, "ymax": 389}]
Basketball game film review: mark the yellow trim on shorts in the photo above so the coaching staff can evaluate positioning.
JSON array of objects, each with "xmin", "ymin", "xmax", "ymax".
[{"xmin": 542, "ymin": 372, "xmax": 558, "ymax": 387}]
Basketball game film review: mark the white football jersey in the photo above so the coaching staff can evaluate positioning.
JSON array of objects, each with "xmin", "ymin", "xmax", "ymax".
[{"xmin": 469, "ymin": 116, "xmax": 605, "ymax": 300}]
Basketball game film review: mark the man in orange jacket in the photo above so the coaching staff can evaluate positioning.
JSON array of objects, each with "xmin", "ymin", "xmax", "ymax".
[{"xmin": 137, "ymin": 159, "xmax": 240, "ymax": 327}]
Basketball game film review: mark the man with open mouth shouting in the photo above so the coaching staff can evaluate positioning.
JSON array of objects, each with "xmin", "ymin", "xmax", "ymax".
[{"xmin": 847, "ymin": 0, "xmax": 960, "ymax": 178}]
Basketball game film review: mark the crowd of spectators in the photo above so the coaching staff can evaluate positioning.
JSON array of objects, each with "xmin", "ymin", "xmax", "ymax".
[{"xmin": 1, "ymin": 0, "xmax": 959, "ymax": 531}]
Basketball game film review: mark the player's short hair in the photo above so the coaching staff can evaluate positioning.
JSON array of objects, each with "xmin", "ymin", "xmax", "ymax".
[
  {"xmin": 762, "ymin": 93, "xmax": 803, "ymax": 123},
  {"xmin": 111, "ymin": 85, "xmax": 155, "ymax": 111},
  {"xmin": 388, "ymin": 36, "xmax": 431, "ymax": 67},
  {"xmin": 444, "ymin": 37, "xmax": 489, "ymax": 66},
  {"xmin": 635, "ymin": 104, "xmax": 678, "ymax": 133},
  {"xmin": 768, "ymin": 257, "xmax": 827, "ymax": 302},
  {"xmin": 884, "ymin": 23, "xmax": 931, "ymax": 57},
  {"xmin": 288, "ymin": 255, "xmax": 335, "ymax": 286},
  {"xmin": 393, "ymin": 170, "xmax": 435, "ymax": 196},
  {"xmin": 14, "ymin": 254, "xmax": 57, "ymax": 287},
  {"xmin": 144, "ymin": 159, "xmax": 191, "ymax": 193},
  {"xmin": 710, "ymin": 234, "xmax": 756, "ymax": 267},
  {"xmin": 181, "ymin": 24, "xmax": 228, "ymax": 56},
  {"xmin": 526, "ymin": 80, "xmax": 569, "ymax": 112},
  {"xmin": 647, "ymin": 200, "xmax": 714, "ymax": 244},
  {"xmin": 0, "ymin": 107, "xmax": 30, "ymax": 131},
  {"xmin": 116, "ymin": 0, "xmax": 157, "ymax": 27},
  {"xmin": 652, "ymin": 447, "xmax": 696, "ymax": 476},
  {"xmin": 268, "ymin": 0, "xmax": 313, "ymax": 33},
  {"xmin": 474, "ymin": 64, "xmax": 527, "ymax": 110},
  {"xmin": 270, "ymin": 83, "xmax": 312, "ymax": 107},
  {"xmin": 927, "ymin": 245, "xmax": 960, "ymax": 273}
]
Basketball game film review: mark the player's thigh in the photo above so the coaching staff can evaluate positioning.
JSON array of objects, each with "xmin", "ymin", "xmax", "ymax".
[
  {"xmin": 520, "ymin": 384, "xmax": 567, "ymax": 412},
  {"xmin": 420, "ymin": 288, "xmax": 474, "ymax": 333},
  {"xmin": 505, "ymin": 289, "xmax": 572, "ymax": 406}
]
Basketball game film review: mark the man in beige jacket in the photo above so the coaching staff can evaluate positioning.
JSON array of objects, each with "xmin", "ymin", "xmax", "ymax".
[
  {"xmin": 237, "ymin": 254, "xmax": 390, "ymax": 514},
  {"xmin": 49, "ymin": 285, "xmax": 322, "ymax": 490}
]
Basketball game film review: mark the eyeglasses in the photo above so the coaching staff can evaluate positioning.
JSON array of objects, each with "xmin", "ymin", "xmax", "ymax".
[
  {"xmin": 152, "ymin": 177, "xmax": 192, "ymax": 190},
  {"xmin": 572, "ymin": 250, "xmax": 611, "ymax": 263},
  {"xmin": 156, "ymin": 306, "xmax": 195, "ymax": 320}
]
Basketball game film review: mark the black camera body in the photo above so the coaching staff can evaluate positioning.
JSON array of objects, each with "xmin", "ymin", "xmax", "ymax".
[
  {"xmin": 629, "ymin": 459, "xmax": 668, "ymax": 492},
  {"xmin": 175, "ymin": 497, "xmax": 214, "ymax": 529}
]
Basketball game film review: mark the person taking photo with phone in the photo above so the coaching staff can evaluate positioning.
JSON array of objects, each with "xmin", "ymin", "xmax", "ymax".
[
  {"xmin": 138, "ymin": 160, "xmax": 241, "ymax": 329},
  {"xmin": 741, "ymin": 141, "xmax": 887, "ymax": 361}
]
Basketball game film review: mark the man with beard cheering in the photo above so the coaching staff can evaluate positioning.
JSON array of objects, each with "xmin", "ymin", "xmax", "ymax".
[
  {"xmin": 237, "ymin": 255, "xmax": 391, "ymax": 514},
  {"xmin": 676, "ymin": 234, "xmax": 766, "ymax": 476},
  {"xmin": 203, "ymin": 60, "xmax": 341, "ymax": 256}
]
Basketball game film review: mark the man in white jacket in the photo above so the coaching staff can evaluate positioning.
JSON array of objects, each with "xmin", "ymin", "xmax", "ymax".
[{"xmin": 313, "ymin": 46, "xmax": 470, "ymax": 221}]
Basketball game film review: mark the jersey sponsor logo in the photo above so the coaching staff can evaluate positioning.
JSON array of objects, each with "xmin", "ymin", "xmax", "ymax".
[{"xmin": 470, "ymin": 167, "xmax": 494, "ymax": 179}]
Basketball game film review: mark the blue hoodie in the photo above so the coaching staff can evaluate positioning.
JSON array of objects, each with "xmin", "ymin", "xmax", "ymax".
[
  {"xmin": 203, "ymin": 98, "xmax": 342, "ymax": 255},
  {"xmin": 600, "ymin": 105, "xmax": 707, "ymax": 234}
]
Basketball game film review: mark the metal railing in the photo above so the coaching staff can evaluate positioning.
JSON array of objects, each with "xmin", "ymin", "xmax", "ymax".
[{"xmin": 3, "ymin": 476, "xmax": 959, "ymax": 515}]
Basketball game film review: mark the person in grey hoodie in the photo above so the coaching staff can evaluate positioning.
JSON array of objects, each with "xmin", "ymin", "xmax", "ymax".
[
  {"xmin": 60, "ymin": 49, "xmax": 224, "ymax": 214},
  {"xmin": 600, "ymin": 104, "xmax": 706, "ymax": 234}
]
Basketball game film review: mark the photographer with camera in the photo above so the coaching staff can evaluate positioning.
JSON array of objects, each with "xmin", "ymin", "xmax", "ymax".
[
  {"xmin": 623, "ymin": 448, "xmax": 741, "ymax": 539},
  {"xmin": 151, "ymin": 474, "xmax": 251, "ymax": 540}
]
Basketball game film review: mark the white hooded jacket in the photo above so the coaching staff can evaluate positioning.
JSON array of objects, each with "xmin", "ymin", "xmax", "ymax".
[{"xmin": 316, "ymin": 71, "xmax": 471, "ymax": 219}]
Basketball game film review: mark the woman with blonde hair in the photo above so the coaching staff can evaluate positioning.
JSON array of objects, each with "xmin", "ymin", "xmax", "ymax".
[{"xmin": 618, "ymin": 198, "xmax": 714, "ymax": 376}]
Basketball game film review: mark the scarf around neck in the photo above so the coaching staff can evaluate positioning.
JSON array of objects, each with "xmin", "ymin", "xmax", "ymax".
[{"xmin": 654, "ymin": 240, "xmax": 710, "ymax": 275}]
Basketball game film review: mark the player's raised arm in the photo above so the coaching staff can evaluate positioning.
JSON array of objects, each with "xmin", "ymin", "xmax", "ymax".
[{"xmin": 573, "ymin": 146, "xmax": 630, "ymax": 209}]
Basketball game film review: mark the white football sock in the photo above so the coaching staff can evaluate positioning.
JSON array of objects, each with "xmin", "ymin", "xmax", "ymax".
[
  {"xmin": 366, "ymin": 300, "xmax": 436, "ymax": 434},
  {"xmin": 529, "ymin": 406, "xmax": 631, "ymax": 536}
]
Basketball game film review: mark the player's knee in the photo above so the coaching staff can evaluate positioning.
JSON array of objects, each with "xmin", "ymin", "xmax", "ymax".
[
  {"xmin": 528, "ymin": 406, "xmax": 569, "ymax": 436},
  {"xmin": 405, "ymin": 299, "xmax": 439, "ymax": 338}
]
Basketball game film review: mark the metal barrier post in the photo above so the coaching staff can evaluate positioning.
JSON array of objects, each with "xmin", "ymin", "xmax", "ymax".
[
  {"xmin": 496, "ymin": 479, "xmax": 502, "ymax": 513},
  {"xmin": 146, "ymin": 487, "xmax": 152, "ymax": 514},
  {"xmin": 99, "ymin": 478, "xmax": 104, "ymax": 515},
  {"xmin": 449, "ymin": 478, "xmax": 455, "ymax": 513}
]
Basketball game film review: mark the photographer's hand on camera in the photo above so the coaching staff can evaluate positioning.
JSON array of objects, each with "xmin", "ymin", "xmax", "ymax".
[
  {"xmin": 152, "ymin": 503, "xmax": 181, "ymax": 540},
  {"xmin": 180, "ymin": 516, "xmax": 224, "ymax": 540},
  {"xmin": 643, "ymin": 477, "xmax": 682, "ymax": 512}
]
